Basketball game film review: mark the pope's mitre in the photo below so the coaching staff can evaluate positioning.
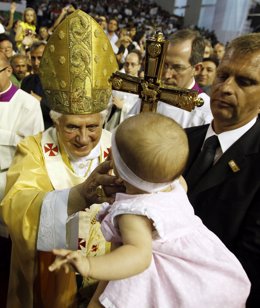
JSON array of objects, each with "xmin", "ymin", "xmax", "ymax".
[{"xmin": 39, "ymin": 10, "xmax": 118, "ymax": 114}]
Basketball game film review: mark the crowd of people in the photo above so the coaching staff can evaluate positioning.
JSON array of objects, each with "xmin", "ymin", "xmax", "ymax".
[{"xmin": 0, "ymin": 2, "xmax": 259, "ymax": 308}]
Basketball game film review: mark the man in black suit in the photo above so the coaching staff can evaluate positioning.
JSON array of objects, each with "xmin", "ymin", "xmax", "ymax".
[
  {"xmin": 21, "ymin": 41, "xmax": 52, "ymax": 128},
  {"xmin": 184, "ymin": 33, "xmax": 260, "ymax": 307}
]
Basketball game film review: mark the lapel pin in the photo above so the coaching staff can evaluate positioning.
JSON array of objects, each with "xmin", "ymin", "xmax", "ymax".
[{"xmin": 228, "ymin": 160, "xmax": 240, "ymax": 172}]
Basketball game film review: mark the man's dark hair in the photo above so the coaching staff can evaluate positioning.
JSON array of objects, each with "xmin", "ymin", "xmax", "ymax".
[
  {"xmin": 168, "ymin": 29, "xmax": 205, "ymax": 66},
  {"xmin": 30, "ymin": 40, "xmax": 47, "ymax": 53},
  {"xmin": 0, "ymin": 33, "xmax": 12, "ymax": 44},
  {"xmin": 202, "ymin": 55, "xmax": 219, "ymax": 67}
]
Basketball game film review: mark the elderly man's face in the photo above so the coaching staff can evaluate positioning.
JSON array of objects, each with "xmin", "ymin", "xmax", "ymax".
[
  {"xmin": 211, "ymin": 49, "xmax": 260, "ymax": 133},
  {"xmin": 56, "ymin": 113, "xmax": 103, "ymax": 158},
  {"xmin": 0, "ymin": 40, "xmax": 13, "ymax": 59}
]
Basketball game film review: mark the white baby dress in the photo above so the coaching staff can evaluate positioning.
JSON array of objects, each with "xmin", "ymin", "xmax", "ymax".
[{"xmin": 98, "ymin": 181, "xmax": 250, "ymax": 308}]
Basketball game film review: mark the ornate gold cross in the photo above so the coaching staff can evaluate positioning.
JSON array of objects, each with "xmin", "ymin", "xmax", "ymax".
[{"xmin": 110, "ymin": 32, "xmax": 204, "ymax": 112}]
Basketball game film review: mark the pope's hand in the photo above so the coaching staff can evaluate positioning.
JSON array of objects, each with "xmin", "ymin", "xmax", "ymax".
[{"xmin": 68, "ymin": 160, "xmax": 125, "ymax": 215}]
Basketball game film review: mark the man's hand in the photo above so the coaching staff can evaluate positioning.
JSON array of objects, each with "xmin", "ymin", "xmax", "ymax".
[
  {"xmin": 112, "ymin": 95, "xmax": 124, "ymax": 109},
  {"xmin": 68, "ymin": 160, "xmax": 125, "ymax": 215},
  {"xmin": 115, "ymin": 35, "xmax": 132, "ymax": 48}
]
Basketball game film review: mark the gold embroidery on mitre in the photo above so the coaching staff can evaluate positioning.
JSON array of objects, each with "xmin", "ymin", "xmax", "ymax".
[
  {"xmin": 49, "ymin": 45, "xmax": 55, "ymax": 53},
  {"xmin": 94, "ymin": 29, "xmax": 100, "ymax": 38},
  {"xmin": 59, "ymin": 56, "xmax": 66, "ymax": 64},
  {"xmin": 58, "ymin": 30, "xmax": 65, "ymax": 40},
  {"xmin": 103, "ymin": 43, "xmax": 108, "ymax": 51},
  {"xmin": 39, "ymin": 10, "xmax": 118, "ymax": 114},
  {"xmin": 94, "ymin": 55, "xmax": 99, "ymax": 63},
  {"xmin": 60, "ymin": 80, "xmax": 66, "ymax": 88}
]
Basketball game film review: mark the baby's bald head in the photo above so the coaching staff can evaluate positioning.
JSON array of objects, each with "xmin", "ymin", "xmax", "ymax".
[{"xmin": 115, "ymin": 113, "xmax": 189, "ymax": 183}]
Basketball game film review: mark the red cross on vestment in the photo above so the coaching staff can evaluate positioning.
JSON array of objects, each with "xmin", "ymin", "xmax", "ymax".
[
  {"xmin": 104, "ymin": 147, "xmax": 111, "ymax": 159},
  {"xmin": 44, "ymin": 143, "xmax": 59, "ymax": 156}
]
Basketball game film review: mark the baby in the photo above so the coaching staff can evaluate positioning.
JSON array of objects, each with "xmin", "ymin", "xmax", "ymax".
[{"xmin": 50, "ymin": 113, "xmax": 250, "ymax": 308}]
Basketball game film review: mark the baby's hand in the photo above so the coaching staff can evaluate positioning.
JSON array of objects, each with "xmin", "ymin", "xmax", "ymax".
[
  {"xmin": 48, "ymin": 249, "xmax": 72, "ymax": 273},
  {"xmin": 49, "ymin": 249, "xmax": 90, "ymax": 277}
]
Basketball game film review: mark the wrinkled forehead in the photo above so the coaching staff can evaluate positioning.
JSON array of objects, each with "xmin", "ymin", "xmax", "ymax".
[
  {"xmin": 166, "ymin": 39, "xmax": 192, "ymax": 61},
  {"xmin": 60, "ymin": 113, "xmax": 102, "ymax": 124},
  {"xmin": 0, "ymin": 40, "xmax": 12, "ymax": 47},
  {"xmin": 13, "ymin": 58, "xmax": 27, "ymax": 65},
  {"xmin": 223, "ymin": 48, "xmax": 260, "ymax": 65}
]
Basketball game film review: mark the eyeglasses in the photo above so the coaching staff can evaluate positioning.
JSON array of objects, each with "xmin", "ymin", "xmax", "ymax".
[
  {"xmin": 124, "ymin": 62, "xmax": 139, "ymax": 67},
  {"xmin": 164, "ymin": 63, "xmax": 192, "ymax": 73},
  {"xmin": 0, "ymin": 66, "xmax": 8, "ymax": 73}
]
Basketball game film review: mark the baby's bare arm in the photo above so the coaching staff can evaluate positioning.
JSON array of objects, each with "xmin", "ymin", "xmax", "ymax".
[
  {"xmin": 86, "ymin": 214, "xmax": 153, "ymax": 280},
  {"xmin": 49, "ymin": 215, "xmax": 153, "ymax": 280}
]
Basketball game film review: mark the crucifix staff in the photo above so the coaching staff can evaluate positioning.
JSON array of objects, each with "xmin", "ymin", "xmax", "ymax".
[{"xmin": 110, "ymin": 32, "xmax": 204, "ymax": 112}]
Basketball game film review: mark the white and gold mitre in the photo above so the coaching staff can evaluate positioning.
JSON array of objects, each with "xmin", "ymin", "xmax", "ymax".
[{"xmin": 39, "ymin": 10, "xmax": 118, "ymax": 114}]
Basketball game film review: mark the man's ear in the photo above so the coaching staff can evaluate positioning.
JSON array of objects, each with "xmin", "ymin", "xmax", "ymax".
[
  {"xmin": 6, "ymin": 65, "xmax": 13, "ymax": 75},
  {"xmin": 193, "ymin": 63, "xmax": 202, "ymax": 76}
]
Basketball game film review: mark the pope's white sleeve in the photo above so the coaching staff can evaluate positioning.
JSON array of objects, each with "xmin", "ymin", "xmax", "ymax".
[{"xmin": 37, "ymin": 189, "xmax": 70, "ymax": 251}]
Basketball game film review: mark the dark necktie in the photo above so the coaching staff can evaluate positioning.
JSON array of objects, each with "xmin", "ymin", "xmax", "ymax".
[{"xmin": 186, "ymin": 135, "xmax": 220, "ymax": 190}]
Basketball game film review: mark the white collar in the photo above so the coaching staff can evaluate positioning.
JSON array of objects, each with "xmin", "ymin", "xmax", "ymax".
[
  {"xmin": 187, "ymin": 78, "xmax": 195, "ymax": 90},
  {"xmin": 205, "ymin": 118, "xmax": 257, "ymax": 153}
]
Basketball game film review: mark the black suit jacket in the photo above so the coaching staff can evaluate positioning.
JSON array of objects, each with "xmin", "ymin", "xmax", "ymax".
[
  {"xmin": 184, "ymin": 120, "xmax": 260, "ymax": 308},
  {"xmin": 21, "ymin": 74, "xmax": 52, "ymax": 129}
]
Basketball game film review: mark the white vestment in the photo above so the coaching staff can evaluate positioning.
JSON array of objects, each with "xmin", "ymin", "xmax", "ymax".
[
  {"xmin": 0, "ymin": 85, "xmax": 44, "ymax": 236},
  {"xmin": 104, "ymin": 90, "xmax": 140, "ymax": 131},
  {"xmin": 127, "ymin": 80, "xmax": 213, "ymax": 128}
]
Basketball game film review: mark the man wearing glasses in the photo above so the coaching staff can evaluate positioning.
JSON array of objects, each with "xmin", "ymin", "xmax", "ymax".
[
  {"xmin": 157, "ymin": 29, "xmax": 212, "ymax": 128},
  {"xmin": 127, "ymin": 29, "xmax": 212, "ymax": 128}
]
